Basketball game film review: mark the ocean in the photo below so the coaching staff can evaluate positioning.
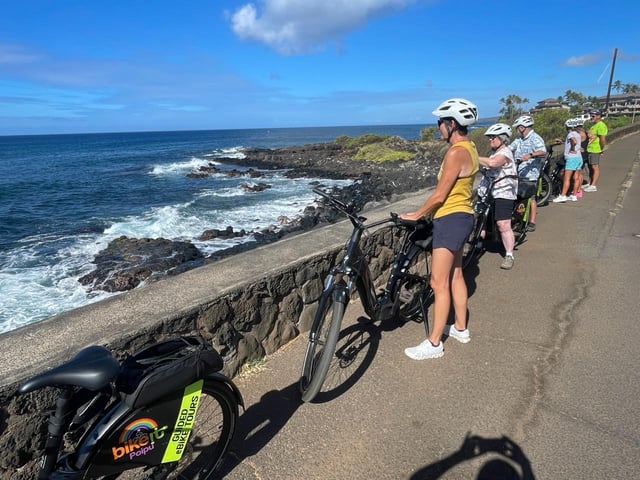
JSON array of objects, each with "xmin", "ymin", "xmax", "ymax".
[{"xmin": 0, "ymin": 124, "xmax": 425, "ymax": 334}]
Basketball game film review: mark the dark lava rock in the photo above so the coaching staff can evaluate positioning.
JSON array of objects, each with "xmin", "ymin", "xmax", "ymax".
[
  {"xmin": 79, "ymin": 236, "xmax": 204, "ymax": 292},
  {"xmin": 80, "ymin": 138, "xmax": 448, "ymax": 293}
]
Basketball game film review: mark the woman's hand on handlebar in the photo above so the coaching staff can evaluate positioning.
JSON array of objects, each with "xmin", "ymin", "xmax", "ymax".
[{"xmin": 398, "ymin": 211, "xmax": 424, "ymax": 222}]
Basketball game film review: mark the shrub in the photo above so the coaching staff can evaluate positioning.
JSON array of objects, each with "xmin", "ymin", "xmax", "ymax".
[
  {"xmin": 334, "ymin": 133, "xmax": 389, "ymax": 149},
  {"xmin": 420, "ymin": 127, "xmax": 438, "ymax": 141},
  {"xmin": 353, "ymin": 143, "xmax": 414, "ymax": 162}
]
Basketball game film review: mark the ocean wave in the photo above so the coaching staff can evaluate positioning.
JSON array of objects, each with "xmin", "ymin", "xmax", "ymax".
[
  {"xmin": 149, "ymin": 156, "xmax": 215, "ymax": 176},
  {"xmin": 205, "ymin": 146, "xmax": 246, "ymax": 159}
]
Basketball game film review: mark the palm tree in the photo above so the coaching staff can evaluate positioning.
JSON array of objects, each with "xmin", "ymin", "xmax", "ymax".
[{"xmin": 499, "ymin": 94, "xmax": 529, "ymax": 122}]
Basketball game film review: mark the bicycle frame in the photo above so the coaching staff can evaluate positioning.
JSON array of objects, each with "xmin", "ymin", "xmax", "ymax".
[
  {"xmin": 312, "ymin": 187, "xmax": 431, "ymax": 325},
  {"xmin": 323, "ymin": 214, "xmax": 392, "ymax": 321},
  {"xmin": 465, "ymin": 169, "xmax": 531, "ymax": 267}
]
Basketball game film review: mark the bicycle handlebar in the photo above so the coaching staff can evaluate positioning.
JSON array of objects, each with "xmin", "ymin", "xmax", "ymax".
[
  {"xmin": 312, "ymin": 187, "xmax": 352, "ymax": 213},
  {"xmin": 313, "ymin": 188, "xmax": 430, "ymax": 231},
  {"xmin": 390, "ymin": 212, "xmax": 431, "ymax": 229}
]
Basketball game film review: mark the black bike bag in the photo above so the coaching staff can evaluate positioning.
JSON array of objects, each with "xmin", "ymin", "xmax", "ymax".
[
  {"xmin": 517, "ymin": 179, "xmax": 538, "ymax": 199},
  {"xmin": 116, "ymin": 336, "xmax": 223, "ymax": 408}
]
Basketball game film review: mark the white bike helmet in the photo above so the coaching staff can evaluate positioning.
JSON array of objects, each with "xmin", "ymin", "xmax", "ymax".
[
  {"xmin": 484, "ymin": 123, "xmax": 512, "ymax": 138},
  {"xmin": 565, "ymin": 118, "xmax": 577, "ymax": 128},
  {"xmin": 432, "ymin": 98, "xmax": 478, "ymax": 126},
  {"xmin": 512, "ymin": 115, "xmax": 534, "ymax": 128},
  {"xmin": 574, "ymin": 117, "xmax": 585, "ymax": 126}
]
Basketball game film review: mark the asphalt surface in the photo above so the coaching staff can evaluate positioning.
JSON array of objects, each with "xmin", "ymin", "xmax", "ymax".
[{"xmin": 217, "ymin": 132, "xmax": 640, "ymax": 479}]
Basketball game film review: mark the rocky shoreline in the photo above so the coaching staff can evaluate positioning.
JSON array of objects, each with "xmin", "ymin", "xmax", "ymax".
[{"xmin": 81, "ymin": 138, "xmax": 445, "ymax": 293}]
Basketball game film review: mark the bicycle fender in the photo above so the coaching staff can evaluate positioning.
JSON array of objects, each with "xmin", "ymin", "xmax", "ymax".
[{"xmin": 207, "ymin": 372, "xmax": 245, "ymax": 410}]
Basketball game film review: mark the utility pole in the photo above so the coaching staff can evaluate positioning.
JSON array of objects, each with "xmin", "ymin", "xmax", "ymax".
[{"xmin": 605, "ymin": 48, "xmax": 618, "ymax": 114}]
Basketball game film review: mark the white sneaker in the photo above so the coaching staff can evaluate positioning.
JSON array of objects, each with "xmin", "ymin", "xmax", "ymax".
[
  {"xmin": 404, "ymin": 339, "xmax": 444, "ymax": 360},
  {"xmin": 583, "ymin": 185, "xmax": 597, "ymax": 192},
  {"xmin": 444, "ymin": 324, "xmax": 471, "ymax": 343},
  {"xmin": 553, "ymin": 195, "xmax": 568, "ymax": 203},
  {"xmin": 569, "ymin": 195, "xmax": 578, "ymax": 201}
]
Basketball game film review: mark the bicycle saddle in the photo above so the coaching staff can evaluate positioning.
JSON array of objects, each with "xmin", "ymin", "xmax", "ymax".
[{"xmin": 18, "ymin": 346, "xmax": 120, "ymax": 394}]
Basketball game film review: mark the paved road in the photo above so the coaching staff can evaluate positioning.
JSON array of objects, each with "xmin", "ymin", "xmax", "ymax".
[{"xmin": 218, "ymin": 133, "xmax": 640, "ymax": 479}]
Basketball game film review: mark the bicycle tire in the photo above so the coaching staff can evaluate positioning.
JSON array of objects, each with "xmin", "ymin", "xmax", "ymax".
[
  {"xmin": 395, "ymin": 245, "xmax": 432, "ymax": 321},
  {"xmin": 299, "ymin": 284, "xmax": 346, "ymax": 403},
  {"xmin": 110, "ymin": 379, "xmax": 237, "ymax": 480},
  {"xmin": 462, "ymin": 212, "xmax": 486, "ymax": 270},
  {"xmin": 537, "ymin": 172, "xmax": 551, "ymax": 206},
  {"xmin": 511, "ymin": 200, "xmax": 529, "ymax": 245}
]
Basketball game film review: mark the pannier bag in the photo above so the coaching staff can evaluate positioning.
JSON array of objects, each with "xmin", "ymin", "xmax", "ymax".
[
  {"xmin": 517, "ymin": 179, "xmax": 538, "ymax": 199},
  {"xmin": 117, "ymin": 336, "xmax": 223, "ymax": 408}
]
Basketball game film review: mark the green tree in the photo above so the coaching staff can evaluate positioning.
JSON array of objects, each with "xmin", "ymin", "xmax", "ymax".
[
  {"xmin": 563, "ymin": 90, "xmax": 589, "ymax": 114},
  {"xmin": 622, "ymin": 83, "xmax": 640, "ymax": 93},
  {"xmin": 529, "ymin": 110, "xmax": 567, "ymax": 146},
  {"xmin": 499, "ymin": 94, "xmax": 529, "ymax": 122}
]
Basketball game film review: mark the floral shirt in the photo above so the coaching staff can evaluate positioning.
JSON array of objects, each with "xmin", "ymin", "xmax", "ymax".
[
  {"xmin": 478, "ymin": 146, "xmax": 517, "ymax": 200},
  {"xmin": 510, "ymin": 130, "xmax": 546, "ymax": 181}
]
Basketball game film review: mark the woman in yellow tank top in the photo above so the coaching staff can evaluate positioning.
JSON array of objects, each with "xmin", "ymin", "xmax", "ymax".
[{"xmin": 401, "ymin": 98, "xmax": 479, "ymax": 360}]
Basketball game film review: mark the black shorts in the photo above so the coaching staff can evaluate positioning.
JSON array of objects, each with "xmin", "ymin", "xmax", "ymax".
[
  {"xmin": 433, "ymin": 212, "xmax": 474, "ymax": 252},
  {"xmin": 494, "ymin": 198, "xmax": 515, "ymax": 221}
]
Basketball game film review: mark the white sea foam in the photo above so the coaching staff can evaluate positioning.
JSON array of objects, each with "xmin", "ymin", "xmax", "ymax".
[
  {"xmin": 149, "ymin": 156, "xmax": 215, "ymax": 176},
  {"xmin": 206, "ymin": 146, "xmax": 246, "ymax": 159},
  {"xmin": 0, "ymin": 171, "xmax": 351, "ymax": 333},
  {"xmin": 0, "ymin": 234, "xmax": 115, "ymax": 333}
]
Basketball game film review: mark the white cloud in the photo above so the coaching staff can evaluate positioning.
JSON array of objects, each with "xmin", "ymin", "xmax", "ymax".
[
  {"xmin": 0, "ymin": 44, "xmax": 40, "ymax": 64},
  {"xmin": 564, "ymin": 53, "xmax": 601, "ymax": 67},
  {"xmin": 229, "ymin": 0, "xmax": 412, "ymax": 55}
]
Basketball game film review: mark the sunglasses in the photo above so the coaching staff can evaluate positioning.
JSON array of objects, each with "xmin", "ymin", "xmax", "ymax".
[{"xmin": 438, "ymin": 119, "xmax": 448, "ymax": 127}]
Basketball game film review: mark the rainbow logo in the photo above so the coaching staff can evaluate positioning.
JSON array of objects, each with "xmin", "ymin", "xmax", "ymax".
[{"xmin": 118, "ymin": 418, "xmax": 159, "ymax": 443}]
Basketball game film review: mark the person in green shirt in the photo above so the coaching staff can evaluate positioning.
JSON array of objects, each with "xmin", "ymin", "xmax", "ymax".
[{"xmin": 584, "ymin": 108, "xmax": 608, "ymax": 192}]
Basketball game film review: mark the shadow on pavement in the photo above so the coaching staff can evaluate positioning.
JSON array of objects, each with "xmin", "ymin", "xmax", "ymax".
[
  {"xmin": 310, "ymin": 321, "xmax": 382, "ymax": 403},
  {"xmin": 218, "ymin": 382, "xmax": 303, "ymax": 477},
  {"xmin": 410, "ymin": 433, "xmax": 536, "ymax": 480},
  {"xmin": 219, "ymin": 321, "xmax": 383, "ymax": 475}
]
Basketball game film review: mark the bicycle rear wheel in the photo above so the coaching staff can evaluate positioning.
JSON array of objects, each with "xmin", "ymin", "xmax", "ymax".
[
  {"xmin": 299, "ymin": 283, "xmax": 346, "ymax": 403},
  {"xmin": 110, "ymin": 379, "xmax": 237, "ymax": 480},
  {"xmin": 395, "ymin": 246, "xmax": 432, "ymax": 321},
  {"xmin": 462, "ymin": 213, "xmax": 485, "ymax": 269},
  {"xmin": 511, "ymin": 200, "xmax": 529, "ymax": 245},
  {"xmin": 536, "ymin": 172, "xmax": 551, "ymax": 206}
]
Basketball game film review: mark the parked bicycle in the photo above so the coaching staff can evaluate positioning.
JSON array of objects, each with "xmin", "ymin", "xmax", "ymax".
[
  {"xmin": 12, "ymin": 336, "xmax": 243, "ymax": 479},
  {"xmin": 299, "ymin": 187, "xmax": 433, "ymax": 403},
  {"xmin": 537, "ymin": 142, "xmax": 564, "ymax": 206},
  {"xmin": 462, "ymin": 169, "xmax": 533, "ymax": 269}
]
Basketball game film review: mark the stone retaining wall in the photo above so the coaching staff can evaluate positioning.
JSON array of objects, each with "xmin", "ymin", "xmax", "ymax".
[{"xmin": 0, "ymin": 197, "xmax": 413, "ymax": 475}]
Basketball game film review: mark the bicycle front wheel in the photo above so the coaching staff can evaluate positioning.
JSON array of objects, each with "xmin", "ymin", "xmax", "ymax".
[
  {"xmin": 299, "ymin": 284, "xmax": 346, "ymax": 403},
  {"xmin": 111, "ymin": 379, "xmax": 238, "ymax": 480},
  {"xmin": 395, "ymin": 246, "xmax": 432, "ymax": 322}
]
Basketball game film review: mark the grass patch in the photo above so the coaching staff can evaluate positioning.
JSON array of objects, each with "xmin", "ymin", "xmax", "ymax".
[
  {"xmin": 353, "ymin": 143, "xmax": 414, "ymax": 162},
  {"xmin": 237, "ymin": 357, "xmax": 267, "ymax": 379}
]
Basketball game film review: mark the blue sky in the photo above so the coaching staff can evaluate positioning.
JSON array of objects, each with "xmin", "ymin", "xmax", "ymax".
[{"xmin": 1, "ymin": 0, "xmax": 638, "ymax": 135}]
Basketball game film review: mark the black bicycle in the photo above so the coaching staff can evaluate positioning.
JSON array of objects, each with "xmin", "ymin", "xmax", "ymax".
[
  {"xmin": 11, "ymin": 336, "xmax": 243, "ymax": 479},
  {"xmin": 462, "ymin": 169, "xmax": 531, "ymax": 269},
  {"xmin": 299, "ymin": 187, "xmax": 433, "ymax": 403},
  {"xmin": 537, "ymin": 142, "xmax": 564, "ymax": 206}
]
